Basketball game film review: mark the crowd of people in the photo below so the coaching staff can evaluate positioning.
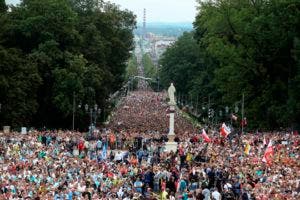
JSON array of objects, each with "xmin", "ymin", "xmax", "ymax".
[
  {"xmin": 108, "ymin": 91, "xmax": 196, "ymax": 135},
  {"xmin": 0, "ymin": 91, "xmax": 299, "ymax": 200}
]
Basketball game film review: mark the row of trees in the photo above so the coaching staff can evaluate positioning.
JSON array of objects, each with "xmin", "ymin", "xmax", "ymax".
[
  {"xmin": 125, "ymin": 55, "xmax": 138, "ymax": 80},
  {"xmin": 0, "ymin": 0, "xmax": 136, "ymax": 129},
  {"xmin": 142, "ymin": 53, "xmax": 162, "ymax": 91},
  {"xmin": 159, "ymin": 0, "xmax": 300, "ymax": 129},
  {"xmin": 124, "ymin": 55, "xmax": 138, "ymax": 91},
  {"xmin": 142, "ymin": 53, "xmax": 157, "ymax": 79}
]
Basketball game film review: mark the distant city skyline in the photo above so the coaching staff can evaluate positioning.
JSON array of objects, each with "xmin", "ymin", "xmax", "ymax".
[{"xmin": 5, "ymin": 0, "xmax": 198, "ymax": 23}]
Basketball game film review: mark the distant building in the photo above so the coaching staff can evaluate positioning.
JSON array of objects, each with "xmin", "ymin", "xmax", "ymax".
[
  {"xmin": 155, "ymin": 40, "xmax": 175, "ymax": 58},
  {"xmin": 134, "ymin": 32, "xmax": 177, "ymax": 64}
]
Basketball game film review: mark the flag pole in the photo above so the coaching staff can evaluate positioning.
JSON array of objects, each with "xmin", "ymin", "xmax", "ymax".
[
  {"xmin": 208, "ymin": 95, "xmax": 211, "ymax": 126},
  {"xmin": 242, "ymin": 93, "xmax": 245, "ymax": 135}
]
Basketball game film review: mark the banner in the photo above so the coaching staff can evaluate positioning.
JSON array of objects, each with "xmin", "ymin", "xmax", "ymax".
[
  {"xmin": 3, "ymin": 126, "xmax": 10, "ymax": 134},
  {"xmin": 21, "ymin": 127, "xmax": 27, "ymax": 134}
]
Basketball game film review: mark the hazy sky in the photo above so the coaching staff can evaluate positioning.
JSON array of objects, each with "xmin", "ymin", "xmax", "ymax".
[{"xmin": 6, "ymin": 0, "xmax": 198, "ymax": 23}]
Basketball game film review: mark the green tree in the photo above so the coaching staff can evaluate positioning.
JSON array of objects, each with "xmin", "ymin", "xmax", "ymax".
[
  {"xmin": 126, "ymin": 55, "xmax": 138, "ymax": 79},
  {"xmin": 52, "ymin": 53, "xmax": 87, "ymax": 116},
  {"xmin": 287, "ymin": 38, "xmax": 300, "ymax": 129},
  {"xmin": 161, "ymin": 0, "xmax": 300, "ymax": 129},
  {"xmin": 0, "ymin": 0, "xmax": 136, "ymax": 129},
  {"xmin": 142, "ymin": 53, "xmax": 157, "ymax": 79},
  {"xmin": 4, "ymin": 0, "xmax": 82, "ymax": 127},
  {"xmin": 0, "ymin": 0, "xmax": 7, "ymax": 13},
  {"xmin": 71, "ymin": 0, "xmax": 136, "ymax": 127},
  {"xmin": 159, "ymin": 32, "xmax": 215, "ymax": 97},
  {"xmin": 0, "ymin": 47, "xmax": 41, "ymax": 127},
  {"xmin": 193, "ymin": 0, "xmax": 300, "ymax": 129}
]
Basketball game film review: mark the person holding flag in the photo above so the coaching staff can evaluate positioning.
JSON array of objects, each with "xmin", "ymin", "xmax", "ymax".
[
  {"xmin": 220, "ymin": 123, "xmax": 231, "ymax": 138},
  {"xmin": 244, "ymin": 142, "xmax": 251, "ymax": 156},
  {"xmin": 262, "ymin": 140, "xmax": 274, "ymax": 165},
  {"xmin": 202, "ymin": 129, "xmax": 211, "ymax": 143},
  {"xmin": 241, "ymin": 117, "xmax": 247, "ymax": 127},
  {"xmin": 231, "ymin": 114, "xmax": 238, "ymax": 121}
]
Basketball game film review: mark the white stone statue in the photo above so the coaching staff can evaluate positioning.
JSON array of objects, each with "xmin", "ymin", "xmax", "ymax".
[{"xmin": 168, "ymin": 83, "xmax": 176, "ymax": 105}]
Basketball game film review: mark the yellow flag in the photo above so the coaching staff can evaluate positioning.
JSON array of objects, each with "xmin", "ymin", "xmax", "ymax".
[{"xmin": 244, "ymin": 143, "xmax": 251, "ymax": 155}]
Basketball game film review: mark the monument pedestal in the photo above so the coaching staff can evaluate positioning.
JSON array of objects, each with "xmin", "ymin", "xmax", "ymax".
[{"xmin": 165, "ymin": 141, "xmax": 178, "ymax": 152}]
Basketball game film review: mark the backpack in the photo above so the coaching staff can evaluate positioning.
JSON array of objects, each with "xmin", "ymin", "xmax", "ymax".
[
  {"xmin": 180, "ymin": 180, "xmax": 187, "ymax": 191},
  {"xmin": 222, "ymin": 191, "xmax": 235, "ymax": 200}
]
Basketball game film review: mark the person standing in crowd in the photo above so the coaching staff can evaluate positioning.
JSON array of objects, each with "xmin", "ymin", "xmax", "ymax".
[{"xmin": 212, "ymin": 188, "xmax": 221, "ymax": 200}]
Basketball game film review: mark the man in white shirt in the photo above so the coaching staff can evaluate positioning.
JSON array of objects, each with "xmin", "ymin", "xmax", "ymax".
[
  {"xmin": 202, "ymin": 187, "xmax": 211, "ymax": 200},
  {"xmin": 224, "ymin": 182, "xmax": 232, "ymax": 190},
  {"xmin": 114, "ymin": 151, "xmax": 124, "ymax": 162},
  {"xmin": 212, "ymin": 188, "xmax": 221, "ymax": 200}
]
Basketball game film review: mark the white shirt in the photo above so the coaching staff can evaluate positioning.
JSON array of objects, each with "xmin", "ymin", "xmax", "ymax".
[
  {"xmin": 117, "ymin": 188, "xmax": 124, "ymax": 198},
  {"xmin": 212, "ymin": 191, "xmax": 221, "ymax": 200},
  {"xmin": 77, "ymin": 184, "xmax": 86, "ymax": 192},
  {"xmin": 224, "ymin": 182, "xmax": 232, "ymax": 190},
  {"xmin": 84, "ymin": 141, "xmax": 89, "ymax": 148},
  {"xmin": 169, "ymin": 196, "xmax": 176, "ymax": 200},
  {"xmin": 202, "ymin": 188, "xmax": 211, "ymax": 200},
  {"xmin": 115, "ymin": 153, "xmax": 123, "ymax": 161}
]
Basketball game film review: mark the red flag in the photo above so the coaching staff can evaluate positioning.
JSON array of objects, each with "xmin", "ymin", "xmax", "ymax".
[
  {"xmin": 262, "ymin": 140, "xmax": 274, "ymax": 165},
  {"xmin": 241, "ymin": 117, "xmax": 247, "ymax": 127},
  {"xmin": 202, "ymin": 129, "xmax": 211, "ymax": 143},
  {"xmin": 220, "ymin": 123, "xmax": 231, "ymax": 138}
]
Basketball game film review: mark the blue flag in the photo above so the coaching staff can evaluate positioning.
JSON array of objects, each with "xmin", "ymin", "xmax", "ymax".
[{"xmin": 102, "ymin": 142, "xmax": 107, "ymax": 159}]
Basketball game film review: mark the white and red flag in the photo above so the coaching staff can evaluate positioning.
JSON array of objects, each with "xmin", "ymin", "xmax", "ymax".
[
  {"xmin": 202, "ymin": 129, "xmax": 211, "ymax": 143},
  {"xmin": 231, "ymin": 114, "xmax": 238, "ymax": 121},
  {"xmin": 220, "ymin": 123, "xmax": 231, "ymax": 138},
  {"xmin": 262, "ymin": 140, "xmax": 274, "ymax": 165}
]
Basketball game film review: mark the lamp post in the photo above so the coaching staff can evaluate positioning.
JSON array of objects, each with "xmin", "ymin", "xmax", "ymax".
[
  {"xmin": 156, "ymin": 65, "xmax": 161, "ymax": 92},
  {"xmin": 219, "ymin": 110, "xmax": 223, "ymax": 117},
  {"xmin": 225, "ymin": 106, "xmax": 229, "ymax": 114},
  {"xmin": 208, "ymin": 108, "xmax": 214, "ymax": 125},
  {"xmin": 72, "ymin": 92, "xmax": 76, "ymax": 130},
  {"xmin": 235, "ymin": 104, "xmax": 239, "ymax": 113},
  {"xmin": 131, "ymin": 76, "xmax": 134, "ymax": 91},
  {"xmin": 241, "ymin": 93, "xmax": 245, "ymax": 134},
  {"xmin": 202, "ymin": 105, "xmax": 206, "ymax": 123},
  {"xmin": 179, "ymin": 93, "xmax": 182, "ymax": 106},
  {"xmin": 103, "ymin": 104, "xmax": 111, "ymax": 123},
  {"xmin": 0, "ymin": 103, "xmax": 1, "ymax": 127},
  {"xmin": 157, "ymin": 76, "xmax": 160, "ymax": 92},
  {"xmin": 190, "ymin": 94, "xmax": 193, "ymax": 111},
  {"xmin": 225, "ymin": 106, "xmax": 230, "ymax": 125},
  {"xmin": 127, "ymin": 80, "xmax": 130, "ymax": 95},
  {"xmin": 84, "ymin": 104, "xmax": 101, "ymax": 135},
  {"xmin": 195, "ymin": 95, "xmax": 199, "ymax": 116}
]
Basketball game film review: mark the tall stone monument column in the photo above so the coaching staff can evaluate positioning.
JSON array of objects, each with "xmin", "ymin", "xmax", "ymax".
[
  {"xmin": 168, "ymin": 105, "xmax": 175, "ymax": 136},
  {"xmin": 165, "ymin": 83, "xmax": 178, "ymax": 152}
]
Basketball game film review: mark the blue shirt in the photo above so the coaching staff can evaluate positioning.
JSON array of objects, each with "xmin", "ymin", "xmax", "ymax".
[
  {"xmin": 68, "ymin": 191, "xmax": 73, "ymax": 200},
  {"xmin": 134, "ymin": 181, "xmax": 143, "ymax": 193}
]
